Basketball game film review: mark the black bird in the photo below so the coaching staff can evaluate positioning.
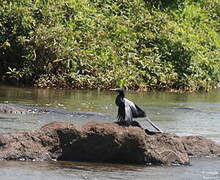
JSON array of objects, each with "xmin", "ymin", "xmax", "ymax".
[
  {"xmin": 114, "ymin": 88, "xmax": 146, "ymax": 125},
  {"xmin": 113, "ymin": 88, "xmax": 163, "ymax": 133}
]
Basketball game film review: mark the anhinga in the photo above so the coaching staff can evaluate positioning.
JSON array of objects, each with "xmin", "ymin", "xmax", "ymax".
[
  {"xmin": 115, "ymin": 88, "xmax": 145, "ymax": 123},
  {"xmin": 113, "ymin": 88, "xmax": 163, "ymax": 132}
]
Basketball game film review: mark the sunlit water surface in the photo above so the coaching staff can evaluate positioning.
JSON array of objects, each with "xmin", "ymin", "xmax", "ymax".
[{"xmin": 0, "ymin": 85, "xmax": 219, "ymax": 180}]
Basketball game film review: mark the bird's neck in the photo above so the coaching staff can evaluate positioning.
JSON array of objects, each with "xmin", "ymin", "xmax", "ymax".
[{"xmin": 119, "ymin": 92, "xmax": 124, "ymax": 99}]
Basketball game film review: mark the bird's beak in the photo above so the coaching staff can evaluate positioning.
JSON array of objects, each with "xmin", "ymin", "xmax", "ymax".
[{"xmin": 110, "ymin": 88, "xmax": 116, "ymax": 91}]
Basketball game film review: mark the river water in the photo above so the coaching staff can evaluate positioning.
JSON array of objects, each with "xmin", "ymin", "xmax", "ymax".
[{"xmin": 0, "ymin": 85, "xmax": 219, "ymax": 180}]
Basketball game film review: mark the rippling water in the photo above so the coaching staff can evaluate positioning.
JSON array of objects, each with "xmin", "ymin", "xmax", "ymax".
[{"xmin": 0, "ymin": 84, "xmax": 220, "ymax": 180}]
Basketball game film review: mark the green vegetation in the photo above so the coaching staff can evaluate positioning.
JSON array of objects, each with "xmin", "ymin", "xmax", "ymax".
[{"xmin": 0, "ymin": 0, "xmax": 220, "ymax": 91}]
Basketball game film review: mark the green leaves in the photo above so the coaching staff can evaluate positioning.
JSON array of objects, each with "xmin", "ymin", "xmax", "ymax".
[{"xmin": 0, "ymin": 0, "xmax": 219, "ymax": 91}]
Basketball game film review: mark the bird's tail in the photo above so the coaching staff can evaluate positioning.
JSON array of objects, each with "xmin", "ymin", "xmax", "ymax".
[{"xmin": 145, "ymin": 117, "xmax": 163, "ymax": 133}]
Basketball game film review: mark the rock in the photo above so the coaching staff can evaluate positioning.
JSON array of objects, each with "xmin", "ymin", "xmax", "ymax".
[
  {"xmin": 0, "ymin": 103, "xmax": 109, "ymax": 118},
  {"xmin": 181, "ymin": 136, "xmax": 220, "ymax": 157},
  {"xmin": 0, "ymin": 122, "xmax": 219, "ymax": 165},
  {"xmin": 0, "ymin": 104, "xmax": 28, "ymax": 114}
]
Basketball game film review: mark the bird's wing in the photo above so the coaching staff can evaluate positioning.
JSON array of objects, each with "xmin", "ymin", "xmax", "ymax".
[
  {"xmin": 124, "ymin": 102, "xmax": 133, "ymax": 121},
  {"xmin": 116, "ymin": 96, "xmax": 125, "ymax": 121},
  {"xmin": 117, "ymin": 105, "xmax": 125, "ymax": 121},
  {"xmin": 124, "ymin": 98, "xmax": 146, "ymax": 118},
  {"xmin": 133, "ymin": 104, "xmax": 146, "ymax": 117}
]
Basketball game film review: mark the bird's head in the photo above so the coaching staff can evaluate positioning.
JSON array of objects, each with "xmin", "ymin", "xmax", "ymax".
[
  {"xmin": 115, "ymin": 88, "xmax": 124, "ymax": 93},
  {"xmin": 111, "ymin": 88, "xmax": 125, "ymax": 97}
]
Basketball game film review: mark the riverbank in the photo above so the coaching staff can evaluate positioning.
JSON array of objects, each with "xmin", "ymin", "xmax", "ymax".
[{"xmin": 1, "ymin": 0, "xmax": 220, "ymax": 92}]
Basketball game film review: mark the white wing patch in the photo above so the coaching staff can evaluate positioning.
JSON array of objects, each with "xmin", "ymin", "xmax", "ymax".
[
  {"xmin": 124, "ymin": 98, "xmax": 136, "ymax": 108},
  {"xmin": 124, "ymin": 98, "xmax": 137, "ymax": 121},
  {"xmin": 124, "ymin": 98, "xmax": 146, "ymax": 120}
]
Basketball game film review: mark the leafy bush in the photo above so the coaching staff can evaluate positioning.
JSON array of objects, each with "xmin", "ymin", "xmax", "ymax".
[{"xmin": 0, "ymin": 0, "xmax": 219, "ymax": 91}]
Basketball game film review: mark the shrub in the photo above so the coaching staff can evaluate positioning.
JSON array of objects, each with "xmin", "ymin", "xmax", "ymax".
[{"xmin": 0, "ymin": 0, "xmax": 219, "ymax": 91}]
